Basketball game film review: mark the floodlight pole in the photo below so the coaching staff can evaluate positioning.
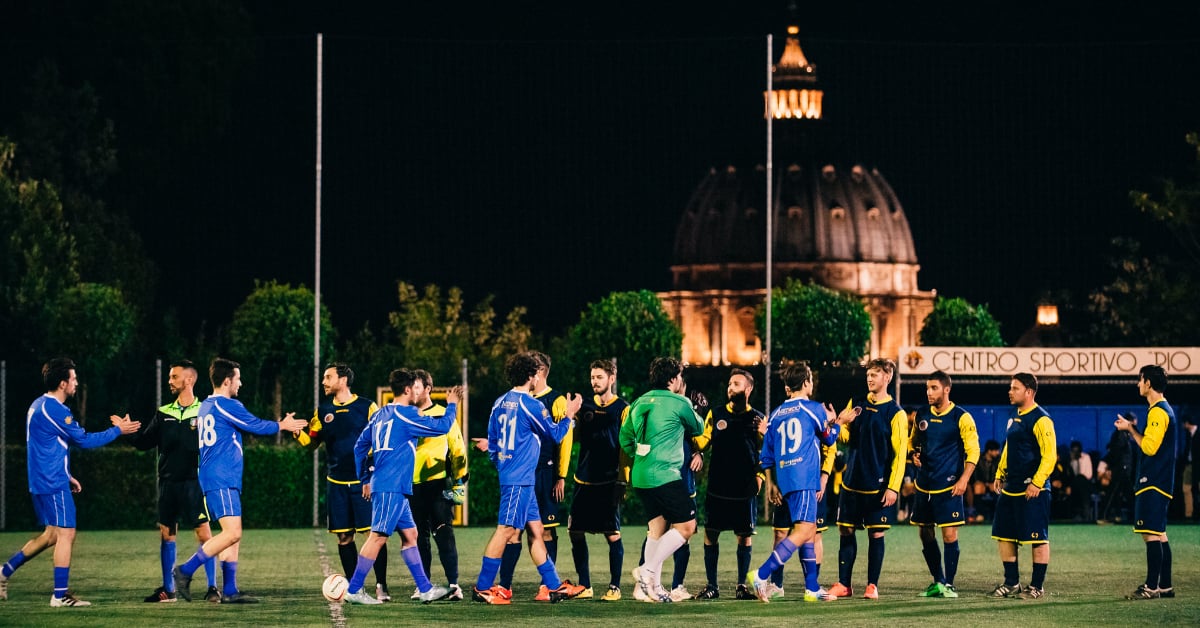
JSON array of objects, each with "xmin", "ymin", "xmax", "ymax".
[
  {"xmin": 313, "ymin": 33, "xmax": 324, "ymax": 528},
  {"xmin": 764, "ymin": 34, "xmax": 774, "ymax": 418}
]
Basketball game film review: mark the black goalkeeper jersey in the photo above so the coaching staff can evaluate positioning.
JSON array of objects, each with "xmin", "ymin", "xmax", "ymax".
[
  {"xmin": 573, "ymin": 394, "xmax": 629, "ymax": 485},
  {"xmin": 129, "ymin": 398, "xmax": 201, "ymax": 482},
  {"xmin": 703, "ymin": 403, "xmax": 765, "ymax": 499}
]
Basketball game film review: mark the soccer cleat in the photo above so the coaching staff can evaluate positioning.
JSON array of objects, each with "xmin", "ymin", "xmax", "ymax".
[
  {"xmin": 649, "ymin": 585, "xmax": 673, "ymax": 603},
  {"xmin": 735, "ymin": 583, "xmax": 758, "ymax": 600},
  {"xmin": 1156, "ymin": 587, "xmax": 1175, "ymax": 599},
  {"xmin": 990, "ymin": 583, "xmax": 1022, "ymax": 598},
  {"xmin": 942, "ymin": 584, "xmax": 959, "ymax": 599},
  {"xmin": 1021, "ymin": 585, "xmax": 1045, "ymax": 600},
  {"xmin": 549, "ymin": 580, "xmax": 587, "ymax": 602},
  {"xmin": 826, "ymin": 582, "xmax": 853, "ymax": 598},
  {"xmin": 575, "ymin": 586, "xmax": 594, "ymax": 599},
  {"xmin": 419, "ymin": 584, "xmax": 450, "ymax": 604},
  {"xmin": 863, "ymin": 583, "xmax": 879, "ymax": 599},
  {"xmin": 917, "ymin": 582, "xmax": 943, "ymax": 598},
  {"xmin": 205, "ymin": 586, "xmax": 221, "ymax": 603},
  {"xmin": 376, "ymin": 583, "xmax": 391, "ymax": 602},
  {"xmin": 446, "ymin": 584, "xmax": 464, "ymax": 601},
  {"xmin": 534, "ymin": 585, "xmax": 551, "ymax": 602},
  {"xmin": 750, "ymin": 574, "xmax": 778, "ymax": 603},
  {"xmin": 49, "ymin": 591, "xmax": 92, "ymax": 607},
  {"xmin": 804, "ymin": 587, "xmax": 837, "ymax": 602},
  {"xmin": 143, "ymin": 586, "xmax": 178, "ymax": 603},
  {"xmin": 669, "ymin": 584, "xmax": 691, "ymax": 602},
  {"xmin": 694, "ymin": 583, "xmax": 720, "ymax": 600},
  {"xmin": 495, "ymin": 585, "xmax": 513, "ymax": 601},
  {"xmin": 471, "ymin": 586, "xmax": 512, "ymax": 605},
  {"xmin": 632, "ymin": 568, "xmax": 648, "ymax": 601},
  {"xmin": 220, "ymin": 591, "xmax": 259, "ymax": 604},
  {"xmin": 172, "ymin": 566, "xmax": 193, "ymax": 602},
  {"xmin": 600, "ymin": 585, "xmax": 622, "ymax": 601},
  {"xmin": 0, "ymin": 572, "xmax": 7, "ymax": 600},
  {"xmin": 344, "ymin": 589, "xmax": 383, "ymax": 605},
  {"xmin": 410, "ymin": 587, "xmax": 421, "ymax": 600},
  {"xmin": 1126, "ymin": 584, "xmax": 1160, "ymax": 600}
]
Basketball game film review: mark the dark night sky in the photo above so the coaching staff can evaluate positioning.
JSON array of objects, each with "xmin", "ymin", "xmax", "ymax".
[{"xmin": 4, "ymin": 1, "xmax": 1200, "ymax": 347}]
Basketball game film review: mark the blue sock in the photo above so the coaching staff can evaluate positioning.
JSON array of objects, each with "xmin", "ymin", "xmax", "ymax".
[
  {"xmin": 837, "ymin": 533, "xmax": 856, "ymax": 587},
  {"xmin": 571, "ymin": 536, "xmax": 591, "ymax": 588},
  {"xmin": 53, "ymin": 566, "xmax": 69, "ymax": 598},
  {"xmin": 498, "ymin": 542, "xmax": 521, "ymax": 589},
  {"xmin": 221, "ymin": 561, "xmax": 238, "ymax": 596},
  {"xmin": 800, "ymin": 542, "xmax": 819, "ymax": 592},
  {"xmin": 536, "ymin": 558, "xmax": 562, "ymax": 590},
  {"xmin": 866, "ymin": 535, "xmax": 885, "ymax": 586},
  {"xmin": 476, "ymin": 556, "xmax": 501, "ymax": 590},
  {"xmin": 944, "ymin": 541, "xmax": 960, "ymax": 585},
  {"xmin": 921, "ymin": 537, "xmax": 945, "ymax": 583},
  {"xmin": 607, "ymin": 537, "xmax": 624, "ymax": 588},
  {"xmin": 348, "ymin": 554, "xmax": 375, "ymax": 595},
  {"xmin": 772, "ymin": 563, "xmax": 785, "ymax": 588},
  {"xmin": 672, "ymin": 543, "xmax": 690, "ymax": 589},
  {"xmin": 736, "ymin": 545, "xmax": 752, "ymax": 584},
  {"xmin": 2, "ymin": 551, "xmax": 28, "ymax": 577},
  {"xmin": 205, "ymin": 554, "xmax": 217, "ymax": 588},
  {"xmin": 161, "ymin": 541, "xmax": 176, "ymax": 591},
  {"xmin": 181, "ymin": 546, "xmax": 210, "ymax": 577},
  {"xmin": 402, "ymin": 546, "xmax": 432, "ymax": 593},
  {"xmin": 758, "ymin": 538, "xmax": 797, "ymax": 581}
]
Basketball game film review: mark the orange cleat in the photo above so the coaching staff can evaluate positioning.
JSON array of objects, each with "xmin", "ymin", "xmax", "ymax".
[
  {"xmin": 534, "ymin": 585, "xmax": 551, "ymax": 601},
  {"xmin": 472, "ymin": 586, "xmax": 513, "ymax": 605},
  {"xmin": 826, "ymin": 582, "xmax": 853, "ymax": 598},
  {"xmin": 863, "ymin": 584, "xmax": 879, "ymax": 600},
  {"xmin": 549, "ymin": 580, "xmax": 587, "ymax": 603}
]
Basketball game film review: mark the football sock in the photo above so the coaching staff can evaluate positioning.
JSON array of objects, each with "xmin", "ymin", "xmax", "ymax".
[
  {"xmin": 434, "ymin": 525, "xmax": 459, "ymax": 585},
  {"xmin": 837, "ymin": 533, "xmax": 857, "ymax": 586},
  {"xmin": 546, "ymin": 529, "xmax": 559, "ymax": 564},
  {"xmin": 1159, "ymin": 541, "xmax": 1172, "ymax": 589},
  {"xmin": 348, "ymin": 554, "xmax": 375, "ymax": 595},
  {"xmin": 181, "ymin": 546, "xmax": 210, "ymax": 577},
  {"xmin": 1030, "ymin": 562, "xmax": 1047, "ymax": 590},
  {"xmin": 402, "ymin": 546, "xmax": 432, "ymax": 593},
  {"xmin": 866, "ymin": 535, "xmax": 885, "ymax": 586},
  {"xmin": 800, "ymin": 542, "xmax": 819, "ymax": 592},
  {"xmin": 476, "ymin": 556, "xmax": 501, "ymax": 590},
  {"xmin": 338, "ymin": 542, "xmax": 358, "ymax": 579},
  {"xmin": 161, "ymin": 540, "xmax": 176, "ymax": 591},
  {"xmin": 498, "ymin": 542, "xmax": 521, "ymax": 589},
  {"xmin": 757, "ymin": 538, "xmax": 796, "ymax": 581},
  {"xmin": 921, "ymin": 537, "xmax": 944, "ymax": 583},
  {"xmin": 374, "ymin": 542, "xmax": 388, "ymax": 589},
  {"xmin": 672, "ymin": 541, "xmax": 690, "ymax": 589},
  {"xmin": 638, "ymin": 537, "xmax": 647, "ymax": 567},
  {"xmin": 1145, "ymin": 541, "xmax": 1163, "ymax": 588},
  {"xmin": 536, "ymin": 558, "xmax": 562, "ymax": 590},
  {"xmin": 736, "ymin": 545, "xmax": 752, "ymax": 585},
  {"xmin": 417, "ymin": 529, "xmax": 434, "ymax": 578},
  {"xmin": 571, "ymin": 534, "xmax": 591, "ymax": 588},
  {"xmin": 607, "ymin": 536, "xmax": 624, "ymax": 587},
  {"xmin": 771, "ymin": 563, "xmax": 785, "ymax": 588},
  {"xmin": 641, "ymin": 537, "xmax": 660, "ymax": 577},
  {"xmin": 2, "ymin": 550, "xmax": 28, "ymax": 577},
  {"xmin": 1002, "ymin": 560, "xmax": 1019, "ymax": 587},
  {"xmin": 204, "ymin": 553, "xmax": 217, "ymax": 588},
  {"xmin": 703, "ymin": 543, "xmax": 719, "ymax": 587},
  {"xmin": 221, "ymin": 561, "xmax": 238, "ymax": 596},
  {"xmin": 53, "ymin": 566, "xmax": 69, "ymax": 599},
  {"xmin": 944, "ymin": 541, "xmax": 960, "ymax": 585}
]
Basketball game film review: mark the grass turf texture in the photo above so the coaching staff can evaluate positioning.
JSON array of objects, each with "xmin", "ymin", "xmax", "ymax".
[{"xmin": 0, "ymin": 524, "xmax": 1196, "ymax": 626}]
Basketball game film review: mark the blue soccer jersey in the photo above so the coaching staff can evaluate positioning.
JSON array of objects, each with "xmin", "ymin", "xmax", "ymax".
[
  {"xmin": 26, "ymin": 394, "xmax": 123, "ymax": 494},
  {"xmin": 354, "ymin": 402, "xmax": 456, "ymax": 495},
  {"xmin": 196, "ymin": 395, "xmax": 282, "ymax": 492},
  {"xmin": 488, "ymin": 389, "xmax": 572, "ymax": 486},
  {"xmin": 760, "ymin": 398, "xmax": 839, "ymax": 494}
]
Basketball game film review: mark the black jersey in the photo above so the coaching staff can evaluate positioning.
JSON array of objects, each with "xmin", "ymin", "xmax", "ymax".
[
  {"xmin": 702, "ymin": 403, "xmax": 765, "ymax": 499},
  {"xmin": 573, "ymin": 394, "xmax": 629, "ymax": 485},
  {"xmin": 303, "ymin": 395, "xmax": 377, "ymax": 483},
  {"xmin": 130, "ymin": 398, "xmax": 201, "ymax": 482}
]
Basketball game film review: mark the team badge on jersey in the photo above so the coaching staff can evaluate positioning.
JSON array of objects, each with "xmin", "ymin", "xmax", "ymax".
[
  {"xmin": 918, "ymin": 420, "xmax": 929, "ymax": 431},
  {"xmin": 716, "ymin": 419, "xmax": 728, "ymax": 431},
  {"xmin": 65, "ymin": 417, "xmax": 72, "ymax": 424},
  {"xmin": 324, "ymin": 413, "xmax": 335, "ymax": 423}
]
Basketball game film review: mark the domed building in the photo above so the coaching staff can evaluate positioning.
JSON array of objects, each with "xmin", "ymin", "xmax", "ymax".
[{"xmin": 657, "ymin": 20, "xmax": 935, "ymax": 366}]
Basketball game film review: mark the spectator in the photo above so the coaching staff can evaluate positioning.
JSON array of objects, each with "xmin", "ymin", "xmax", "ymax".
[
  {"xmin": 1049, "ymin": 445, "xmax": 1075, "ymax": 521},
  {"xmin": 969, "ymin": 440, "xmax": 1002, "ymax": 523},
  {"xmin": 1067, "ymin": 441, "xmax": 1094, "ymax": 522},
  {"xmin": 1099, "ymin": 419, "xmax": 1137, "ymax": 524}
]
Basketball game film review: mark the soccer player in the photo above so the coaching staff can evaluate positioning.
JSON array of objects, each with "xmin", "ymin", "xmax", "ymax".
[
  {"xmin": 909, "ymin": 370, "xmax": 979, "ymax": 599},
  {"xmin": 472, "ymin": 352, "xmax": 586, "ymax": 604},
  {"xmin": 828, "ymin": 357, "xmax": 907, "ymax": 600},
  {"xmin": 295, "ymin": 363, "xmax": 389, "ymax": 599},
  {"xmin": 567, "ymin": 359, "xmax": 630, "ymax": 601},
  {"xmin": 171, "ymin": 357, "xmax": 307, "ymax": 603},
  {"xmin": 749, "ymin": 362, "xmax": 845, "ymax": 602},
  {"xmin": 989, "ymin": 372, "xmax": 1056, "ymax": 599},
  {"xmin": 409, "ymin": 368, "xmax": 468, "ymax": 601},
  {"xmin": 129, "ymin": 359, "xmax": 219, "ymax": 603},
  {"xmin": 0, "ymin": 357, "xmax": 140, "ymax": 606},
  {"xmin": 619, "ymin": 356, "xmax": 705, "ymax": 603},
  {"xmin": 693, "ymin": 369, "xmax": 765, "ymax": 601},
  {"xmin": 341, "ymin": 369, "xmax": 461, "ymax": 605},
  {"xmin": 1115, "ymin": 365, "xmax": 1178, "ymax": 600}
]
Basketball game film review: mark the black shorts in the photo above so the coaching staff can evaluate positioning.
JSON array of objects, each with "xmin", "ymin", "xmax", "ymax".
[
  {"xmin": 568, "ymin": 483, "xmax": 622, "ymax": 533},
  {"xmin": 327, "ymin": 480, "xmax": 372, "ymax": 534},
  {"xmin": 636, "ymin": 480, "xmax": 697, "ymax": 525},
  {"xmin": 535, "ymin": 466, "xmax": 561, "ymax": 527},
  {"xmin": 158, "ymin": 479, "xmax": 209, "ymax": 529},
  {"xmin": 410, "ymin": 480, "xmax": 456, "ymax": 533},
  {"xmin": 910, "ymin": 490, "xmax": 966, "ymax": 528},
  {"xmin": 836, "ymin": 489, "xmax": 897, "ymax": 530},
  {"xmin": 704, "ymin": 494, "xmax": 757, "ymax": 536}
]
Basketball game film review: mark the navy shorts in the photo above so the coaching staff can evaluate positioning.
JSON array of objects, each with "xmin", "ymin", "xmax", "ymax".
[
  {"xmin": 568, "ymin": 483, "xmax": 621, "ymax": 533},
  {"xmin": 371, "ymin": 491, "xmax": 416, "ymax": 535},
  {"xmin": 158, "ymin": 479, "xmax": 209, "ymax": 530},
  {"xmin": 327, "ymin": 480, "xmax": 371, "ymax": 534},
  {"xmin": 704, "ymin": 494, "xmax": 757, "ymax": 536},
  {"xmin": 836, "ymin": 489, "xmax": 897, "ymax": 529},
  {"xmin": 1133, "ymin": 489, "xmax": 1169, "ymax": 536},
  {"xmin": 33, "ymin": 491, "xmax": 75, "ymax": 528},
  {"xmin": 636, "ymin": 480, "xmax": 697, "ymax": 525},
  {"xmin": 991, "ymin": 490, "xmax": 1050, "ymax": 545},
  {"xmin": 910, "ymin": 490, "xmax": 966, "ymax": 528},
  {"xmin": 535, "ymin": 466, "xmax": 561, "ymax": 528},
  {"xmin": 205, "ymin": 488, "xmax": 242, "ymax": 520}
]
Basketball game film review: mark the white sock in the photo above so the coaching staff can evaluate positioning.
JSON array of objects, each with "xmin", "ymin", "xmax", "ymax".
[
  {"xmin": 642, "ymin": 537, "xmax": 660, "ymax": 578},
  {"xmin": 647, "ymin": 529, "xmax": 687, "ymax": 578}
]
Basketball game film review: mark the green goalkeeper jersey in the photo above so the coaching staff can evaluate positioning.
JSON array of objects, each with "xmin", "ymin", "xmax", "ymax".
[{"xmin": 619, "ymin": 389, "xmax": 704, "ymax": 489}]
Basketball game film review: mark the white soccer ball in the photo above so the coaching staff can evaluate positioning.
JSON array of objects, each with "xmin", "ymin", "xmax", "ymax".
[{"xmin": 322, "ymin": 573, "xmax": 349, "ymax": 602}]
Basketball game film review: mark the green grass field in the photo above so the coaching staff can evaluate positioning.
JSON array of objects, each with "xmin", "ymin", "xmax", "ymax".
[{"xmin": 0, "ymin": 523, "xmax": 1197, "ymax": 627}]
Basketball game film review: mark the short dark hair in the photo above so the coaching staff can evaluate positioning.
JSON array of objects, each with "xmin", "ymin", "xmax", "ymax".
[
  {"xmin": 590, "ymin": 358, "xmax": 616, "ymax": 376},
  {"xmin": 779, "ymin": 362, "xmax": 812, "ymax": 391},
  {"xmin": 505, "ymin": 352, "xmax": 541, "ymax": 387},
  {"xmin": 209, "ymin": 358, "xmax": 240, "ymax": 388},
  {"xmin": 388, "ymin": 368, "xmax": 417, "ymax": 396},
  {"xmin": 325, "ymin": 362, "xmax": 354, "ymax": 386},
  {"xmin": 42, "ymin": 357, "xmax": 76, "ymax": 392},
  {"xmin": 730, "ymin": 368, "xmax": 754, "ymax": 389},
  {"xmin": 649, "ymin": 357, "xmax": 683, "ymax": 389},
  {"xmin": 1139, "ymin": 365, "xmax": 1167, "ymax": 393},
  {"xmin": 984, "ymin": 439, "xmax": 1001, "ymax": 452},
  {"xmin": 531, "ymin": 350, "xmax": 551, "ymax": 372},
  {"xmin": 866, "ymin": 358, "xmax": 896, "ymax": 377},
  {"xmin": 413, "ymin": 368, "xmax": 433, "ymax": 389},
  {"xmin": 1012, "ymin": 372, "xmax": 1038, "ymax": 394},
  {"xmin": 170, "ymin": 359, "xmax": 198, "ymax": 374},
  {"xmin": 928, "ymin": 370, "xmax": 951, "ymax": 389}
]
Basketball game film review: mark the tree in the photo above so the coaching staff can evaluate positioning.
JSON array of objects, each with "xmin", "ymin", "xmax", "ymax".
[
  {"xmin": 560, "ymin": 290, "xmax": 683, "ymax": 397},
  {"xmin": 44, "ymin": 283, "xmax": 136, "ymax": 421},
  {"xmin": 755, "ymin": 278, "xmax": 872, "ymax": 367},
  {"xmin": 919, "ymin": 297, "xmax": 1004, "ymax": 347},
  {"xmin": 229, "ymin": 281, "xmax": 336, "ymax": 425}
]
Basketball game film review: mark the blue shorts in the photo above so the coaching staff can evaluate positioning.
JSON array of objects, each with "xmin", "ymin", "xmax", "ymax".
[
  {"xmin": 991, "ymin": 490, "xmax": 1050, "ymax": 545},
  {"xmin": 371, "ymin": 491, "xmax": 416, "ymax": 535},
  {"xmin": 836, "ymin": 489, "xmax": 897, "ymax": 530},
  {"xmin": 1133, "ymin": 489, "xmax": 1169, "ymax": 536},
  {"xmin": 205, "ymin": 488, "xmax": 242, "ymax": 520},
  {"xmin": 773, "ymin": 489, "xmax": 827, "ymax": 531},
  {"xmin": 33, "ymin": 491, "xmax": 75, "ymax": 528},
  {"xmin": 783, "ymin": 490, "xmax": 819, "ymax": 525},
  {"xmin": 535, "ymin": 467, "xmax": 560, "ymax": 527},
  {"xmin": 910, "ymin": 490, "xmax": 966, "ymax": 528},
  {"xmin": 327, "ymin": 480, "xmax": 372, "ymax": 534},
  {"xmin": 498, "ymin": 485, "xmax": 541, "ymax": 529}
]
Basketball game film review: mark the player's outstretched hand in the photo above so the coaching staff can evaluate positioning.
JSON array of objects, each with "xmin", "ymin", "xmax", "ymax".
[
  {"xmin": 564, "ymin": 392, "xmax": 584, "ymax": 419},
  {"xmin": 471, "ymin": 437, "xmax": 489, "ymax": 453},
  {"xmin": 446, "ymin": 385, "xmax": 465, "ymax": 405},
  {"xmin": 70, "ymin": 476, "xmax": 83, "ymax": 493},
  {"xmin": 278, "ymin": 411, "xmax": 306, "ymax": 434},
  {"xmin": 835, "ymin": 405, "xmax": 862, "ymax": 426},
  {"xmin": 111, "ymin": 413, "xmax": 142, "ymax": 434}
]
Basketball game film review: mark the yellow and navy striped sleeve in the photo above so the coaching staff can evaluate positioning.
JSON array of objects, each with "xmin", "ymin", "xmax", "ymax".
[
  {"xmin": 1030, "ymin": 417, "xmax": 1058, "ymax": 488},
  {"xmin": 296, "ymin": 411, "xmax": 323, "ymax": 447},
  {"xmin": 887, "ymin": 408, "xmax": 909, "ymax": 492},
  {"xmin": 1141, "ymin": 406, "xmax": 1170, "ymax": 456},
  {"xmin": 960, "ymin": 411, "xmax": 981, "ymax": 466}
]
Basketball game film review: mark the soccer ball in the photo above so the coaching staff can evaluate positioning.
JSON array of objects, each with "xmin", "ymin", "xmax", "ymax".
[{"xmin": 322, "ymin": 573, "xmax": 349, "ymax": 602}]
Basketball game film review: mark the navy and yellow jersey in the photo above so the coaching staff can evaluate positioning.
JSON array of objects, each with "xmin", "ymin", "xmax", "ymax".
[
  {"xmin": 1135, "ymin": 399, "xmax": 1177, "ymax": 498},
  {"xmin": 298, "ymin": 395, "xmax": 378, "ymax": 484},
  {"xmin": 696, "ymin": 403, "xmax": 766, "ymax": 499},
  {"xmin": 573, "ymin": 394, "xmax": 630, "ymax": 485},
  {"xmin": 996, "ymin": 405, "xmax": 1056, "ymax": 494},
  {"xmin": 413, "ymin": 403, "xmax": 469, "ymax": 484},
  {"xmin": 534, "ymin": 387, "xmax": 574, "ymax": 479},
  {"xmin": 910, "ymin": 403, "xmax": 980, "ymax": 494},
  {"xmin": 839, "ymin": 394, "xmax": 908, "ymax": 494},
  {"xmin": 129, "ymin": 398, "xmax": 202, "ymax": 481}
]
